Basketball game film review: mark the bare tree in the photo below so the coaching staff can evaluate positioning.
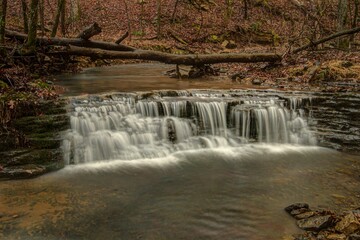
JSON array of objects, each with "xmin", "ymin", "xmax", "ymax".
[
  {"xmin": 156, "ymin": 0, "xmax": 161, "ymax": 38},
  {"xmin": 21, "ymin": 0, "xmax": 29, "ymax": 34},
  {"xmin": 27, "ymin": 0, "xmax": 39, "ymax": 51},
  {"xmin": 337, "ymin": 0, "xmax": 349, "ymax": 48},
  {"xmin": 51, "ymin": 0, "xmax": 65, "ymax": 37},
  {"xmin": 39, "ymin": 0, "xmax": 45, "ymax": 36},
  {"xmin": 0, "ymin": 0, "xmax": 7, "ymax": 56}
]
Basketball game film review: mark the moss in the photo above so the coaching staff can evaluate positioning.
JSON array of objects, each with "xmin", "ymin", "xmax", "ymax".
[{"xmin": 0, "ymin": 81, "xmax": 9, "ymax": 90}]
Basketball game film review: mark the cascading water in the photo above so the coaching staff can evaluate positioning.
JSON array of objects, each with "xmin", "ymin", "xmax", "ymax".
[{"xmin": 62, "ymin": 90, "xmax": 317, "ymax": 164}]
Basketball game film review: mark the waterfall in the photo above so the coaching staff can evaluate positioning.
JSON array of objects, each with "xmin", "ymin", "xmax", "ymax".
[{"xmin": 63, "ymin": 90, "xmax": 317, "ymax": 164}]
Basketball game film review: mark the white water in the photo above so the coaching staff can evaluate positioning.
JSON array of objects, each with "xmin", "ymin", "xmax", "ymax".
[{"xmin": 63, "ymin": 91, "xmax": 317, "ymax": 164}]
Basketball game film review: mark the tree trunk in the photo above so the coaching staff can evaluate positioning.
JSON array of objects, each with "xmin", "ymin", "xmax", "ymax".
[
  {"xmin": 123, "ymin": 0, "xmax": 131, "ymax": 40},
  {"xmin": 21, "ymin": 0, "xmax": 29, "ymax": 34},
  {"xmin": 244, "ymin": 0, "xmax": 248, "ymax": 20},
  {"xmin": 171, "ymin": 0, "xmax": 179, "ymax": 23},
  {"xmin": 64, "ymin": 46, "xmax": 282, "ymax": 65},
  {"xmin": 60, "ymin": 0, "xmax": 66, "ymax": 36},
  {"xmin": 0, "ymin": 0, "xmax": 7, "ymax": 56},
  {"xmin": 77, "ymin": 22, "xmax": 101, "ymax": 40},
  {"xmin": 6, "ymin": 29, "xmax": 136, "ymax": 51},
  {"xmin": 27, "ymin": 0, "xmax": 39, "ymax": 51},
  {"xmin": 351, "ymin": 0, "xmax": 359, "ymax": 42},
  {"xmin": 156, "ymin": 0, "xmax": 161, "ymax": 38},
  {"xmin": 337, "ymin": 0, "xmax": 349, "ymax": 48},
  {"xmin": 39, "ymin": 0, "xmax": 45, "ymax": 36},
  {"xmin": 293, "ymin": 26, "xmax": 360, "ymax": 53},
  {"xmin": 51, "ymin": 0, "xmax": 65, "ymax": 37}
]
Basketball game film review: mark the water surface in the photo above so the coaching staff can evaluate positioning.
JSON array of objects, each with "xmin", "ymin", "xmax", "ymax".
[{"xmin": 1, "ymin": 145, "xmax": 360, "ymax": 239}]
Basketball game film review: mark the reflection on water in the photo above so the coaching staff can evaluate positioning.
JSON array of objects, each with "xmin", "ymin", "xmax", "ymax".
[
  {"xmin": 1, "ymin": 145, "xmax": 360, "ymax": 239},
  {"xmin": 56, "ymin": 64, "xmax": 240, "ymax": 95}
]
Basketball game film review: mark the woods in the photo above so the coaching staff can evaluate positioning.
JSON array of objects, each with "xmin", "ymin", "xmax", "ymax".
[
  {"xmin": 0, "ymin": 0, "xmax": 359, "ymax": 87},
  {"xmin": 0, "ymin": 0, "xmax": 359, "ymax": 64}
]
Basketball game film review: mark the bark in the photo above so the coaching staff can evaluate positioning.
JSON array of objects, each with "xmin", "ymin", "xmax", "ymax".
[
  {"xmin": 115, "ymin": 31, "xmax": 129, "ymax": 44},
  {"xmin": 64, "ymin": 46, "xmax": 281, "ymax": 65},
  {"xmin": 156, "ymin": 0, "xmax": 161, "ymax": 38},
  {"xmin": 171, "ymin": 0, "xmax": 179, "ymax": 23},
  {"xmin": 244, "ymin": 0, "xmax": 248, "ymax": 20},
  {"xmin": 5, "ymin": 30, "xmax": 136, "ymax": 51},
  {"xmin": 293, "ymin": 26, "xmax": 360, "ymax": 53},
  {"xmin": 0, "ymin": 0, "xmax": 6, "ymax": 55},
  {"xmin": 60, "ymin": 0, "xmax": 66, "ymax": 36},
  {"xmin": 77, "ymin": 23, "xmax": 102, "ymax": 40},
  {"xmin": 21, "ymin": 0, "xmax": 29, "ymax": 34},
  {"xmin": 351, "ymin": 0, "xmax": 359, "ymax": 42},
  {"xmin": 27, "ymin": 0, "xmax": 39, "ymax": 50},
  {"xmin": 123, "ymin": 0, "xmax": 131, "ymax": 40},
  {"xmin": 51, "ymin": 0, "xmax": 65, "ymax": 37},
  {"xmin": 337, "ymin": 0, "xmax": 349, "ymax": 48},
  {"xmin": 39, "ymin": 0, "xmax": 45, "ymax": 36}
]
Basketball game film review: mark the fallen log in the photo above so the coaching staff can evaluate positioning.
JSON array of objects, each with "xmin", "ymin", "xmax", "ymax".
[
  {"xmin": 5, "ymin": 30, "xmax": 136, "ymax": 52},
  {"xmin": 293, "ymin": 26, "xmax": 360, "ymax": 53},
  {"xmin": 115, "ymin": 31, "xmax": 129, "ymax": 44},
  {"xmin": 77, "ymin": 23, "xmax": 102, "ymax": 40},
  {"xmin": 64, "ymin": 46, "xmax": 281, "ymax": 65}
]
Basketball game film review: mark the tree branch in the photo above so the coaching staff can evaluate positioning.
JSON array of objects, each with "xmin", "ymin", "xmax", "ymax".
[{"xmin": 293, "ymin": 26, "xmax": 360, "ymax": 53}]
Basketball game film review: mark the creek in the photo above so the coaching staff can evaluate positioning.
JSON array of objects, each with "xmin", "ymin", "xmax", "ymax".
[{"xmin": 1, "ymin": 64, "xmax": 359, "ymax": 239}]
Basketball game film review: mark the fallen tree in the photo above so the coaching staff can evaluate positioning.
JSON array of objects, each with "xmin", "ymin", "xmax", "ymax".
[
  {"xmin": 293, "ymin": 26, "xmax": 360, "ymax": 53},
  {"xmin": 5, "ymin": 28, "xmax": 281, "ymax": 65},
  {"xmin": 5, "ymin": 30, "xmax": 136, "ymax": 52},
  {"xmin": 63, "ymin": 46, "xmax": 282, "ymax": 65}
]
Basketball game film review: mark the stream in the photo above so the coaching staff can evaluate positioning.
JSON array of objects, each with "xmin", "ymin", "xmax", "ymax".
[{"xmin": 1, "ymin": 64, "xmax": 360, "ymax": 240}]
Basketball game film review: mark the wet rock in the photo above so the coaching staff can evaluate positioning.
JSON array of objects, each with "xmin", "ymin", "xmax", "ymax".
[
  {"xmin": 285, "ymin": 203, "xmax": 310, "ymax": 213},
  {"xmin": 294, "ymin": 211, "xmax": 316, "ymax": 220},
  {"xmin": 326, "ymin": 233, "xmax": 347, "ymax": 240},
  {"xmin": 296, "ymin": 215, "xmax": 335, "ymax": 231},
  {"xmin": 0, "ymin": 164, "xmax": 47, "ymax": 179},
  {"xmin": 335, "ymin": 212, "xmax": 360, "ymax": 235},
  {"xmin": 348, "ymin": 234, "xmax": 360, "ymax": 240},
  {"xmin": 291, "ymin": 208, "xmax": 310, "ymax": 216},
  {"xmin": 252, "ymin": 79, "xmax": 262, "ymax": 85}
]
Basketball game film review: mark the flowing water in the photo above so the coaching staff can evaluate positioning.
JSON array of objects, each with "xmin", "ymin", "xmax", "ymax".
[{"xmin": 1, "ymin": 64, "xmax": 360, "ymax": 240}]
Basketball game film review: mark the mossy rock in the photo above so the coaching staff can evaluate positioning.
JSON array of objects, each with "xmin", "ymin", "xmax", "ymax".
[
  {"xmin": 27, "ymin": 138, "xmax": 62, "ymax": 150},
  {"xmin": 14, "ymin": 114, "xmax": 69, "ymax": 135},
  {"xmin": 0, "ymin": 149, "xmax": 62, "ymax": 167}
]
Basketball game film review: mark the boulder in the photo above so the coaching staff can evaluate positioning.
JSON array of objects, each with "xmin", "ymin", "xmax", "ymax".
[
  {"xmin": 285, "ymin": 203, "xmax": 310, "ymax": 214},
  {"xmin": 326, "ymin": 233, "xmax": 346, "ymax": 240},
  {"xmin": 296, "ymin": 215, "xmax": 335, "ymax": 231},
  {"xmin": 335, "ymin": 212, "xmax": 360, "ymax": 235},
  {"xmin": 290, "ymin": 208, "xmax": 310, "ymax": 216},
  {"xmin": 349, "ymin": 234, "xmax": 360, "ymax": 240},
  {"xmin": 294, "ymin": 211, "xmax": 316, "ymax": 220},
  {"xmin": 252, "ymin": 79, "xmax": 263, "ymax": 85}
]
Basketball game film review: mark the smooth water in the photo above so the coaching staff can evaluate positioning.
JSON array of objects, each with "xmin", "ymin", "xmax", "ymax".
[
  {"xmin": 1, "ymin": 146, "xmax": 360, "ymax": 239},
  {"xmin": 1, "ymin": 64, "xmax": 360, "ymax": 240}
]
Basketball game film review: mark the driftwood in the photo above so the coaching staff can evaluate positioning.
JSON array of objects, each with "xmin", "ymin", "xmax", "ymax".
[
  {"xmin": 115, "ymin": 31, "xmax": 129, "ymax": 44},
  {"xmin": 293, "ymin": 27, "xmax": 360, "ymax": 53},
  {"xmin": 65, "ymin": 46, "xmax": 281, "ymax": 65},
  {"xmin": 5, "ymin": 30, "xmax": 136, "ymax": 52},
  {"xmin": 77, "ymin": 23, "xmax": 102, "ymax": 40}
]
